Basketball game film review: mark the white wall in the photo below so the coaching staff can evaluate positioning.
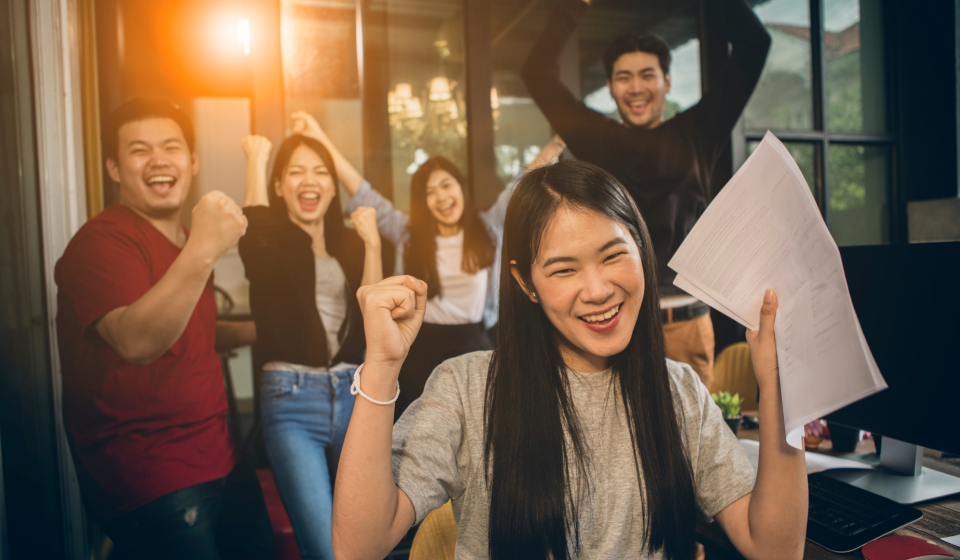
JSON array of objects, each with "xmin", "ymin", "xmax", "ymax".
[{"xmin": 191, "ymin": 97, "xmax": 255, "ymax": 400}]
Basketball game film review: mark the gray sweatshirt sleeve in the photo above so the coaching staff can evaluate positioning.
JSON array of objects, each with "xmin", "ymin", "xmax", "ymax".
[
  {"xmin": 346, "ymin": 180, "xmax": 411, "ymax": 247},
  {"xmin": 391, "ymin": 362, "xmax": 468, "ymax": 524},
  {"xmin": 676, "ymin": 362, "xmax": 756, "ymax": 518},
  {"xmin": 479, "ymin": 171, "xmax": 523, "ymax": 233}
]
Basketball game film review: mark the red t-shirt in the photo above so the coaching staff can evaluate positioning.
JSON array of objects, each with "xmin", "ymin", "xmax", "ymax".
[{"xmin": 55, "ymin": 204, "xmax": 239, "ymax": 519}]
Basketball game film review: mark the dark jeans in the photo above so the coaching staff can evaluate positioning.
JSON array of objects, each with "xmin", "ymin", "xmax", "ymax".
[{"xmin": 102, "ymin": 459, "xmax": 275, "ymax": 560}]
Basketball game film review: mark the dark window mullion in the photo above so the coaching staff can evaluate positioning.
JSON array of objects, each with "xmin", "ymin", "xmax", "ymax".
[
  {"xmin": 812, "ymin": 139, "xmax": 825, "ymax": 216},
  {"xmin": 822, "ymin": 137, "xmax": 832, "ymax": 224},
  {"xmin": 821, "ymin": 134, "xmax": 896, "ymax": 144},
  {"xmin": 744, "ymin": 130, "xmax": 896, "ymax": 144},
  {"xmin": 809, "ymin": 0, "xmax": 827, "ymax": 133},
  {"xmin": 810, "ymin": 0, "xmax": 830, "ymax": 225}
]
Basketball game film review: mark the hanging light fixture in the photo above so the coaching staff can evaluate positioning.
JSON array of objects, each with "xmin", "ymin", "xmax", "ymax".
[
  {"xmin": 395, "ymin": 83, "xmax": 413, "ymax": 101},
  {"xmin": 429, "ymin": 77, "xmax": 452, "ymax": 101}
]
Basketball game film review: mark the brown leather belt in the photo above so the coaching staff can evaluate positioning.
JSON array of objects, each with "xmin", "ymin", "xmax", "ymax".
[{"xmin": 661, "ymin": 301, "xmax": 710, "ymax": 324}]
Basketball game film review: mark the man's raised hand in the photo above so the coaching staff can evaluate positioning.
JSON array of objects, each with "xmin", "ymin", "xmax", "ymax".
[
  {"xmin": 187, "ymin": 191, "xmax": 248, "ymax": 264},
  {"xmin": 357, "ymin": 276, "xmax": 427, "ymax": 369}
]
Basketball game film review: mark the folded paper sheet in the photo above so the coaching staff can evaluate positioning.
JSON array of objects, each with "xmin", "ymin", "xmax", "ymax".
[{"xmin": 668, "ymin": 131, "xmax": 887, "ymax": 449}]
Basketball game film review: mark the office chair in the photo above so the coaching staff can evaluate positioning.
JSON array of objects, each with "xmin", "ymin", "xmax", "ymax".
[
  {"xmin": 409, "ymin": 501, "xmax": 457, "ymax": 560},
  {"xmin": 710, "ymin": 342, "xmax": 760, "ymax": 411}
]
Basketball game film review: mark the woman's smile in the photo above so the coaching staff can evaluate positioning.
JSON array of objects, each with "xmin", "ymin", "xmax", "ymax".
[
  {"xmin": 579, "ymin": 302, "xmax": 623, "ymax": 334},
  {"xmin": 298, "ymin": 191, "xmax": 321, "ymax": 212}
]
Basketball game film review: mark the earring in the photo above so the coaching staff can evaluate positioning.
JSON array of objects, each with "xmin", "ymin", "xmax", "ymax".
[{"xmin": 532, "ymin": 291, "xmax": 538, "ymax": 300}]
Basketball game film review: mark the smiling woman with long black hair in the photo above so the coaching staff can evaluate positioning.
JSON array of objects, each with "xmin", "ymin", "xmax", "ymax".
[{"xmin": 331, "ymin": 159, "xmax": 807, "ymax": 560}]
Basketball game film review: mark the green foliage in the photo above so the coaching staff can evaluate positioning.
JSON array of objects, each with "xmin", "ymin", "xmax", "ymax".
[
  {"xmin": 826, "ymin": 51, "xmax": 863, "ymax": 133},
  {"xmin": 662, "ymin": 100, "xmax": 681, "ymax": 122},
  {"xmin": 711, "ymin": 391, "xmax": 743, "ymax": 419},
  {"xmin": 829, "ymin": 144, "xmax": 868, "ymax": 211}
]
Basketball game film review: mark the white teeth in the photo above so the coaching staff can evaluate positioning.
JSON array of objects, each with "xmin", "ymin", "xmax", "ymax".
[
  {"xmin": 582, "ymin": 304, "xmax": 620, "ymax": 324},
  {"xmin": 146, "ymin": 175, "xmax": 175, "ymax": 185},
  {"xmin": 300, "ymin": 193, "xmax": 320, "ymax": 200}
]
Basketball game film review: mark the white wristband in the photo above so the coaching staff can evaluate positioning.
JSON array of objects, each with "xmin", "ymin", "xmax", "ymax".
[{"xmin": 350, "ymin": 363, "xmax": 400, "ymax": 405}]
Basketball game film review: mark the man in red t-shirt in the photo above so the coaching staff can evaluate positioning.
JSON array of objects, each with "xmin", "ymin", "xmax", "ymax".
[{"xmin": 55, "ymin": 99, "xmax": 273, "ymax": 559}]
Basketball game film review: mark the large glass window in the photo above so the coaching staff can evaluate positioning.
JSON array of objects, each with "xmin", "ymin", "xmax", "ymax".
[
  {"xmin": 382, "ymin": 0, "xmax": 467, "ymax": 212},
  {"xmin": 744, "ymin": 0, "xmax": 894, "ymax": 246},
  {"xmin": 744, "ymin": 0, "xmax": 813, "ymax": 130},
  {"xmin": 488, "ymin": 0, "xmax": 553, "ymax": 184},
  {"xmin": 824, "ymin": 0, "xmax": 886, "ymax": 133},
  {"xmin": 827, "ymin": 144, "xmax": 890, "ymax": 245},
  {"xmin": 281, "ymin": 0, "xmax": 365, "ymax": 208}
]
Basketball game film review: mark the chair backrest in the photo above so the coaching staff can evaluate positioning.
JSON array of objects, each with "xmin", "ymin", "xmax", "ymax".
[
  {"xmin": 409, "ymin": 500, "xmax": 457, "ymax": 560},
  {"xmin": 709, "ymin": 342, "xmax": 759, "ymax": 411}
]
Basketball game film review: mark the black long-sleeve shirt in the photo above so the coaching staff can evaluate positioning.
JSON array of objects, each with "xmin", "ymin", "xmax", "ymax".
[
  {"xmin": 522, "ymin": 0, "xmax": 770, "ymax": 293},
  {"xmin": 238, "ymin": 206, "xmax": 393, "ymax": 368}
]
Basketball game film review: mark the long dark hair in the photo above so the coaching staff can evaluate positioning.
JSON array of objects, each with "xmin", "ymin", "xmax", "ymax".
[
  {"xmin": 268, "ymin": 134, "xmax": 345, "ymax": 257},
  {"xmin": 483, "ymin": 160, "xmax": 697, "ymax": 560},
  {"xmin": 405, "ymin": 157, "xmax": 494, "ymax": 299}
]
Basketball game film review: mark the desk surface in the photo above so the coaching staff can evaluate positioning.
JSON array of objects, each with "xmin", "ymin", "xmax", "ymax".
[{"xmin": 697, "ymin": 429, "xmax": 960, "ymax": 559}]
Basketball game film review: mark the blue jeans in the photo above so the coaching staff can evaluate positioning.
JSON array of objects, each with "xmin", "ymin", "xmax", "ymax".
[{"xmin": 260, "ymin": 367, "xmax": 356, "ymax": 560}]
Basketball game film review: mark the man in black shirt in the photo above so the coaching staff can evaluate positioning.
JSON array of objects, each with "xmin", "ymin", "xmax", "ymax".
[{"xmin": 522, "ymin": 0, "xmax": 770, "ymax": 388}]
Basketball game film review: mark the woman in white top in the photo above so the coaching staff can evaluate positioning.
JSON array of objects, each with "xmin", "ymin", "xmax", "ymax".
[
  {"xmin": 333, "ymin": 159, "xmax": 807, "ymax": 560},
  {"xmin": 292, "ymin": 111, "xmax": 564, "ymax": 419}
]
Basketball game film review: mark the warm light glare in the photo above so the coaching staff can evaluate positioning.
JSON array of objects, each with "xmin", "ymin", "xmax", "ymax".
[
  {"xmin": 237, "ymin": 18, "xmax": 251, "ymax": 56},
  {"xmin": 407, "ymin": 98, "xmax": 423, "ymax": 118},
  {"xmin": 490, "ymin": 87, "xmax": 500, "ymax": 110},
  {"xmin": 388, "ymin": 83, "xmax": 424, "ymax": 118},
  {"xmin": 429, "ymin": 77, "xmax": 452, "ymax": 101}
]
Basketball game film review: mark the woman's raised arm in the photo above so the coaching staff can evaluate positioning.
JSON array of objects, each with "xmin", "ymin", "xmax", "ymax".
[
  {"xmin": 241, "ymin": 135, "xmax": 272, "ymax": 207},
  {"xmin": 482, "ymin": 135, "xmax": 566, "ymax": 230},
  {"xmin": 714, "ymin": 289, "xmax": 807, "ymax": 560},
  {"xmin": 292, "ymin": 111, "xmax": 366, "ymax": 196},
  {"xmin": 350, "ymin": 207, "xmax": 384, "ymax": 287},
  {"xmin": 526, "ymin": 134, "xmax": 566, "ymax": 172},
  {"xmin": 332, "ymin": 276, "xmax": 426, "ymax": 560}
]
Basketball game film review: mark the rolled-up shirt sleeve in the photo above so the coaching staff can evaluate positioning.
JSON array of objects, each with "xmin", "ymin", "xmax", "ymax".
[
  {"xmin": 686, "ymin": 364, "xmax": 756, "ymax": 518},
  {"xmin": 391, "ymin": 362, "xmax": 468, "ymax": 524},
  {"xmin": 346, "ymin": 180, "xmax": 411, "ymax": 248}
]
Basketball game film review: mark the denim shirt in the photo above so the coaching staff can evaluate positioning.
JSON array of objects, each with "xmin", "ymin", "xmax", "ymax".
[{"xmin": 345, "ymin": 176, "xmax": 519, "ymax": 328}]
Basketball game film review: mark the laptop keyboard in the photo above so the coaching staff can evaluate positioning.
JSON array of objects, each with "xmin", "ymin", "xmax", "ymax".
[{"xmin": 808, "ymin": 473, "xmax": 908, "ymax": 537}]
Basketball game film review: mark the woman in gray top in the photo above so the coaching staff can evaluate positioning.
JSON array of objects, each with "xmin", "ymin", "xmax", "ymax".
[{"xmin": 333, "ymin": 160, "xmax": 807, "ymax": 559}]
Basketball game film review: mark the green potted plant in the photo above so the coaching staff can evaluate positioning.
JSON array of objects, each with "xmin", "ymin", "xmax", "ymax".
[{"xmin": 711, "ymin": 391, "xmax": 744, "ymax": 435}]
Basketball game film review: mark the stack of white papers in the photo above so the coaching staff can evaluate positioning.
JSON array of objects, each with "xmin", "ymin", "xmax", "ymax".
[{"xmin": 668, "ymin": 132, "xmax": 887, "ymax": 449}]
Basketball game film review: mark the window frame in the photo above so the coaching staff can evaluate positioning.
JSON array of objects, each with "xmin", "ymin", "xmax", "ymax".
[{"xmin": 742, "ymin": 0, "xmax": 902, "ymax": 243}]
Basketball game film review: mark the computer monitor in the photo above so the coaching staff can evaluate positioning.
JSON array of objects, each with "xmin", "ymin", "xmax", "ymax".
[{"xmin": 822, "ymin": 241, "xmax": 960, "ymax": 503}]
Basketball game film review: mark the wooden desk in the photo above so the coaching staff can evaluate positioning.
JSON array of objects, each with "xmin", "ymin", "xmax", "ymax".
[{"xmin": 697, "ymin": 430, "xmax": 960, "ymax": 559}]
